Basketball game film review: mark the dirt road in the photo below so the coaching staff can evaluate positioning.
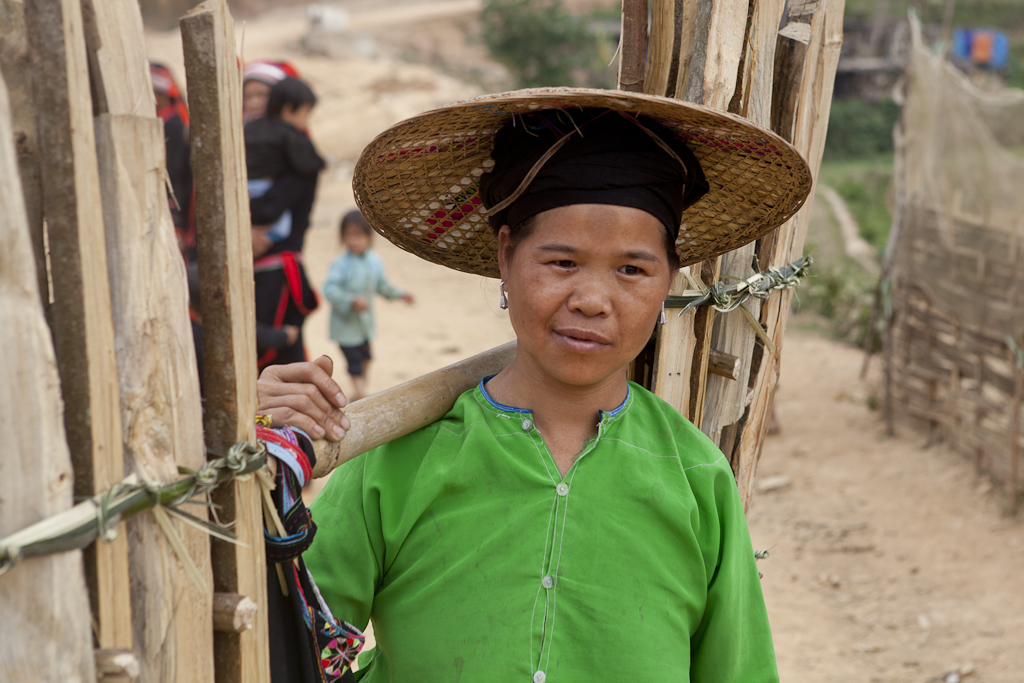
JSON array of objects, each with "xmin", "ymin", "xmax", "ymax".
[{"xmin": 752, "ymin": 333, "xmax": 1023, "ymax": 683}]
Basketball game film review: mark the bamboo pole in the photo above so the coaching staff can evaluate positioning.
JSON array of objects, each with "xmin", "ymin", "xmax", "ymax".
[
  {"xmin": 0, "ymin": 67, "xmax": 96, "ymax": 683},
  {"xmin": 181, "ymin": 1, "xmax": 271, "ymax": 681},
  {"xmin": 313, "ymin": 341, "xmax": 518, "ymax": 477},
  {"xmin": 21, "ymin": 0, "xmax": 133, "ymax": 651}
]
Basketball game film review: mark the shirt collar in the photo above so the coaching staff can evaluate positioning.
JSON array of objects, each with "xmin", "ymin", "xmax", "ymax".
[{"xmin": 477, "ymin": 375, "xmax": 631, "ymax": 420}]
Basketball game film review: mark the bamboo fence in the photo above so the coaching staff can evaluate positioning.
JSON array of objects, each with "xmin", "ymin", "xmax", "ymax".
[{"xmin": 883, "ymin": 16, "xmax": 1024, "ymax": 514}]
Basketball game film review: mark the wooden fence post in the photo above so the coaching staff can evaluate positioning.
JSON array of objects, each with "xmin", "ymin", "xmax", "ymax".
[
  {"xmin": 87, "ymin": 0, "xmax": 217, "ymax": 676},
  {"xmin": 181, "ymin": 1, "xmax": 271, "ymax": 682},
  {"xmin": 0, "ymin": 68, "xmax": 96, "ymax": 683},
  {"xmin": 21, "ymin": 0, "xmax": 134, "ymax": 652}
]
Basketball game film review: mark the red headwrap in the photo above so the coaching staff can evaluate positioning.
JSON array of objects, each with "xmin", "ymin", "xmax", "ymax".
[{"xmin": 150, "ymin": 62, "xmax": 190, "ymax": 126}]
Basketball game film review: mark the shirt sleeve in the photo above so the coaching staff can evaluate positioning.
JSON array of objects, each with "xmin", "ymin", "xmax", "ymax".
[
  {"xmin": 306, "ymin": 453, "xmax": 384, "ymax": 631},
  {"xmin": 322, "ymin": 259, "xmax": 358, "ymax": 315},
  {"xmin": 689, "ymin": 463, "xmax": 780, "ymax": 683},
  {"xmin": 374, "ymin": 264, "xmax": 405, "ymax": 301}
]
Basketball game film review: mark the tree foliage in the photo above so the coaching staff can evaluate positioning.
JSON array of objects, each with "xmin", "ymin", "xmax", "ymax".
[{"xmin": 481, "ymin": 0, "xmax": 592, "ymax": 88}]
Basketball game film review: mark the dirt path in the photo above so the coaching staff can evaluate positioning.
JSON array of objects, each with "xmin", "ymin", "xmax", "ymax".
[{"xmin": 752, "ymin": 333, "xmax": 1024, "ymax": 683}]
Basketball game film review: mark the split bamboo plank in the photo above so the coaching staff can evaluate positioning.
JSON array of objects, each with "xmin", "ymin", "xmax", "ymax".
[
  {"xmin": 95, "ymin": 114, "xmax": 215, "ymax": 683},
  {"xmin": 22, "ymin": 0, "xmax": 133, "ymax": 652},
  {"xmin": 651, "ymin": 266, "xmax": 707, "ymax": 423},
  {"xmin": 0, "ymin": 0, "xmax": 46, "ymax": 305},
  {"xmin": 0, "ymin": 68, "xmax": 96, "ymax": 683},
  {"xmin": 701, "ymin": 0, "xmax": 785, "ymax": 449},
  {"xmin": 643, "ymin": 0, "xmax": 681, "ymax": 98},
  {"xmin": 647, "ymin": 0, "xmax": 746, "ymax": 427},
  {"xmin": 88, "ymin": 0, "xmax": 215, "ymax": 674},
  {"xmin": 617, "ymin": 0, "xmax": 647, "ymax": 93},
  {"xmin": 87, "ymin": 0, "xmax": 156, "ymax": 117},
  {"xmin": 180, "ymin": 2, "xmax": 270, "ymax": 681},
  {"xmin": 735, "ymin": 0, "xmax": 845, "ymax": 508},
  {"xmin": 671, "ymin": 0, "xmax": 702, "ymax": 97},
  {"xmin": 682, "ymin": 0, "xmax": 748, "ymax": 109}
]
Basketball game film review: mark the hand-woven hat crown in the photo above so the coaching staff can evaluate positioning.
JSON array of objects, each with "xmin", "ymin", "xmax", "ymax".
[{"xmin": 353, "ymin": 87, "xmax": 813, "ymax": 278}]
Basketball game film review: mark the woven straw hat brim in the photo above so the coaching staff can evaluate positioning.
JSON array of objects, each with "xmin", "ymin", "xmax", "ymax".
[{"xmin": 353, "ymin": 87, "xmax": 813, "ymax": 279}]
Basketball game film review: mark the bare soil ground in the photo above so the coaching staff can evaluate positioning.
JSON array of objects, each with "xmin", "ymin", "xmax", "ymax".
[{"xmin": 146, "ymin": 5, "xmax": 1024, "ymax": 679}]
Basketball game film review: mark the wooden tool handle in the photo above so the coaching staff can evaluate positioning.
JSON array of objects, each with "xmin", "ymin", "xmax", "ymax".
[{"xmin": 311, "ymin": 341, "xmax": 517, "ymax": 478}]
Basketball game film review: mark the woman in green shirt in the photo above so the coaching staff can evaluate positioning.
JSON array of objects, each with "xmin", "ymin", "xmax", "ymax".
[{"xmin": 259, "ymin": 89, "xmax": 811, "ymax": 682}]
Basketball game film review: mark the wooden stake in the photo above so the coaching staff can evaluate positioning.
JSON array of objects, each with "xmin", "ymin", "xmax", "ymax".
[
  {"xmin": 181, "ymin": 2, "xmax": 270, "ymax": 681},
  {"xmin": 1008, "ymin": 361, "xmax": 1022, "ymax": 515},
  {"xmin": 708, "ymin": 348, "xmax": 742, "ymax": 381},
  {"xmin": 22, "ymin": 0, "xmax": 132, "ymax": 652},
  {"xmin": 95, "ymin": 649, "xmax": 140, "ymax": 683},
  {"xmin": 213, "ymin": 593, "xmax": 259, "ymax": 633},
  {"xmin": 0, "ymin": 67, "xmax": 96, "ymax": 683},
  {"xmin": 618, "ymin": 0, "xmax": 648, "ymax": 93}
]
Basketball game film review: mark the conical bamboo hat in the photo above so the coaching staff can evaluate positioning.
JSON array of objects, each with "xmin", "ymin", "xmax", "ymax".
[{"xmin": 353, "ymin": 87, "xmax": 812, "ymax": 278}]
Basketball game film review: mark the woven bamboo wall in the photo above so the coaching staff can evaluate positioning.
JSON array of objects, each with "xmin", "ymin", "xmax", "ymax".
[
  {"xmin": 885, "ymin": 17, "xmax": 1024, "ymax": 505},
  {"xmin": 889, "ymin": 285, "xmax": 1021, "ymax": 489}
]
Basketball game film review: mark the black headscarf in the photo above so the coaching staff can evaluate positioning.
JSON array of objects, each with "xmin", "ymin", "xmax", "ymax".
[{"xmin": 479, "ymin": 109, "xmax": 708, "ymax": 239}]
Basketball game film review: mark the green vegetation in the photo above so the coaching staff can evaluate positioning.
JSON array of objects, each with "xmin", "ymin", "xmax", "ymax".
[
  {"xmin": 843, "ymin": 0, "xmax": 1024, "ymax": 29},
  {"xmin": 796, "ymin": 153, "xmax": 894, "ymax": 348},
  {"xmin": 480, "ymin": 0, "xmax": 616, "ymax": 88},
  {"xmin": 823, "ymin": 98, "xmax": 900, "ymax": 160},
  {"xmin": 818, "ymin": 154, "xmax": 895, "ymax": 251},
  {"xmin": 794, "ymin": 231, "xmax": 880, "ymax": 349},
  {"xmin": 481, "ymin": 0, "xmax": 587, "ymax": 87}
]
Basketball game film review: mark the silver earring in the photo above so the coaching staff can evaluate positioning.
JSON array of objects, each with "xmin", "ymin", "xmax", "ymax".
[
  {"xmin": 660, "ymin": 302, "xmax": 667, "ymax": 324},
  {"xmin": 499, "ymin": 281, "xmax": 508, "ymax": 310}
]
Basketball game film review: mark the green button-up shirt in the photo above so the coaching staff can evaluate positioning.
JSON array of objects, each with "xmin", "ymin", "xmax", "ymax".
[{"xmin": 306, "ymin": 380, "xmax": 778, "ymax": 683}]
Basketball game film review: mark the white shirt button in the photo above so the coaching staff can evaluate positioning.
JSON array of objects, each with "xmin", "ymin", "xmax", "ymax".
[
  {"xmin": 556, "ymin": 482, "xmax": 569, "ymax": 496},
  {"xmin": 541, "ymin": 575, "xmax": 554, "ymax": 589},
  {"xmin": 522, "ymin": 418, "xmax": 533, "ymax": 431},
  {"xmin": 533, "ymin": 671, "xmax": 546, "ymax": 683}
]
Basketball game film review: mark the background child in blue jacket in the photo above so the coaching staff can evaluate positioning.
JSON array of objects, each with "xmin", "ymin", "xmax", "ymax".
[{"xmin": 323, "ymin": 211, "xmax": 413, "ymax": 399}]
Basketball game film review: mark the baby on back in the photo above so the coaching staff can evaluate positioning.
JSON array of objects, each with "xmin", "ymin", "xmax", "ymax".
[{"xmin": 244, "ymin": 77, "xmax": 325, "ymax": 256}]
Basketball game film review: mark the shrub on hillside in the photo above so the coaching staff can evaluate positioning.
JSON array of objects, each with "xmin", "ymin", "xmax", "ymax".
[{"xmin": 481, "ymin": 0, "xmax": 590, "ymax": 87}]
